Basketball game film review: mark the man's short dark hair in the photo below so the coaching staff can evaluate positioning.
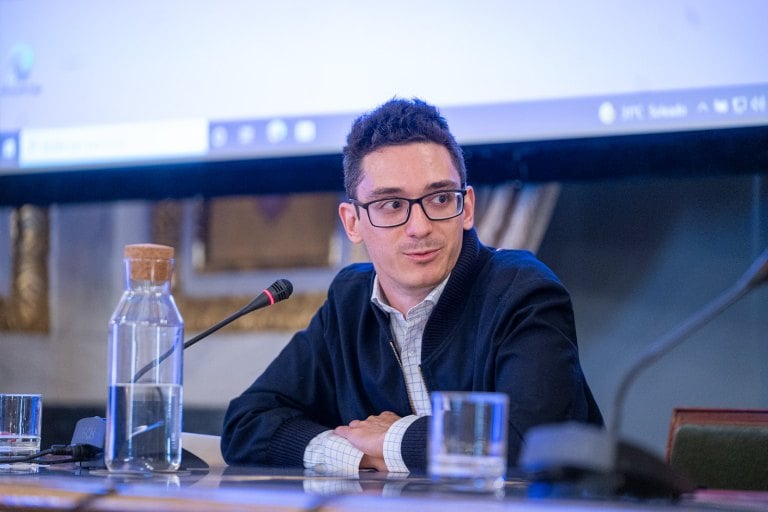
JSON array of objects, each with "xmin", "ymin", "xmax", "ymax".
[{"xmin": 342, "ymin": 98, "xmax": 467, "ymax": 198}]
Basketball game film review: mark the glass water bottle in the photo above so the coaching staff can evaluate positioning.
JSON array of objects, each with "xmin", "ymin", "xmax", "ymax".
[{"xmin": 105, "ymin": 243, "xmax": 184, "ymax": 473}]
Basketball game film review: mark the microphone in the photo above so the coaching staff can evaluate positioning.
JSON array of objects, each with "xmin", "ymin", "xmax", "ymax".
[
  {"xmin": 519, "ymin": 247, "xmax": 768, "ymax": 499},
  {"xmin": 183, "ymin": 277, "xmax": 294, "ymax": 350},
  {"xmin": 132, "ymin": 278, "xmax": 293, "ymax": 382},
  {"xmin": 609, "ymin": 249, "xmax": 767, "ymax": 438}
]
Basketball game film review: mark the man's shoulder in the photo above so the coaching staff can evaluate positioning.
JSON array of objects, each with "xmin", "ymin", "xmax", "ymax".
[
  {"xmin": 329, "ymin": 262, "xmax": 375, "ymax": 292},
  {"xmin": 488, "ymin": 247, "xmax": 554, "ymax": 271},
  {"xmin": 482, "ymin": 247, "xmax": 562, "ymax": 286},
  {"xmin": 334, "ymin": 262, "xmax": 375, "ymax": 279}
]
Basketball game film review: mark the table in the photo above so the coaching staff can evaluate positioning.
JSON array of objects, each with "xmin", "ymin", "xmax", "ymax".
[{"xmin": 0, "ymin": 463, "xmax": 766, "ymax": 512}]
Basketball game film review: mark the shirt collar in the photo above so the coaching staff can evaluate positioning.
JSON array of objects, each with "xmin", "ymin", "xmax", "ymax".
[{"xmin": 371, "ymin": 274, "xmax": 450, "ymax": 316}]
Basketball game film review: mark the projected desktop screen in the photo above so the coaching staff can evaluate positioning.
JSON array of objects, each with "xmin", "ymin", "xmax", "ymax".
[{"xmin": 1, "ymin": 0, "xmax": 767, "ymax": 203}]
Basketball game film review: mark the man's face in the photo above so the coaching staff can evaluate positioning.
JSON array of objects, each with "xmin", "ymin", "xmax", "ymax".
[{"xmin": 339, "ymin": 142, "xmax": 475, "ymax": 309}]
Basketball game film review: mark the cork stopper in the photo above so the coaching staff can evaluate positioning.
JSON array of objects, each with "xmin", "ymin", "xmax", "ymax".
[{"xmin": 124, "ymin": 244, "xmax": 174, "ymax": 282}]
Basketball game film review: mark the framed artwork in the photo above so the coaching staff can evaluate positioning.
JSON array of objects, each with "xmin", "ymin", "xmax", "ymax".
[{"xmin": 152, "ymin": 193, "xmax": 366, "ymax": 332}]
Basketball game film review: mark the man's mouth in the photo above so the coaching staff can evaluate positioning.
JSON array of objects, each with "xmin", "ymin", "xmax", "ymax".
[{"xmin": 403, "ymin": 246, "xmax": 440, "ymax": 261}]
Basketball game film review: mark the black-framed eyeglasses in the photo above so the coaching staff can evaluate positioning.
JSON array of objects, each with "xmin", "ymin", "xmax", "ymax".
[{"xmin": 349, "ymin": 189, "xmax": 467, "ymax": 228}]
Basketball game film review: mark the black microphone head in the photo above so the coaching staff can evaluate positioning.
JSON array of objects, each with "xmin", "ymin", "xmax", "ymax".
[
  {"xmin": 268, "ymin": 278, "xmax": 294, "ymax": 303},
  {"xmin": 240, "ymin": 279, "xmax": 294, "ymax": 315}
]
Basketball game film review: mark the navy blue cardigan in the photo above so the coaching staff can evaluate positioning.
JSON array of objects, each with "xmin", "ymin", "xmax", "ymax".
[{"xmin": 221, "ymin": 228, "xmax": 602, "ymax": 470}]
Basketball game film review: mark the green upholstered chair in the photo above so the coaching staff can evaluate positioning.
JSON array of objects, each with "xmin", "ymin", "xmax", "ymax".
[{"xmin": 667, "ymin": 408, "xmax": 768, "ymax": 491}]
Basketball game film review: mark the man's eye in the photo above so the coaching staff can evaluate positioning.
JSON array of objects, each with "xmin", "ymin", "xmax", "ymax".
[
  {"xmin": 378, "ymin": 199, "xmax": 404, "ymax": 211},
  {"xmin": 431, "ymin": 193, "xmax": 449, "ymax": 204},
  {"xmin": 428, "ymin": 192, "xmax": 454, "ymax": 207}
]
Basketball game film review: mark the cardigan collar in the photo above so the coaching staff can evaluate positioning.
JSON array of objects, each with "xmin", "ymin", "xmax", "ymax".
[{"xmin": 421, "ymin": 228, "xmax": 492, "ymax": 356}]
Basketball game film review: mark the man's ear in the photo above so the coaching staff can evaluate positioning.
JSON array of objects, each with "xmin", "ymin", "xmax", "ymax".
[
  {"xmin": 339, "ymin": 201, "xmax": 364, "ymax": 244},
  {"xmin": 462, "ymin": 185, "xmax": 476, "ymax": 230}
]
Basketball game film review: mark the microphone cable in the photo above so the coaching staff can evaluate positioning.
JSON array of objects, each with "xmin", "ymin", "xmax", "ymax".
[{"xmin": 0, "ymin": 443, "xmax": 102, "ymax": 465}]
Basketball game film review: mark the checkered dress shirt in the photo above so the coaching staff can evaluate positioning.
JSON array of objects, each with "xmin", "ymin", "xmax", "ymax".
[{"xmin": 303, "ymin": 276, "xmax": 447, "ymax": 473}]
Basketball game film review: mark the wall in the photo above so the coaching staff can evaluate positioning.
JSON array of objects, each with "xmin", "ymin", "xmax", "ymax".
[
  {"xmin": 1, "ymin": 172, "xmax": 766, "ymax": 458},
  {"xmin": 538, "ymin": 173, "xmax": 768, "ymax": 455}
]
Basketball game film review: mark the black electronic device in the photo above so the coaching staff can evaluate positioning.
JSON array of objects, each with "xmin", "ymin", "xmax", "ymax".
[{"xmin": 2, "ymin": 3, "xmax": 767, "ymax": 206}]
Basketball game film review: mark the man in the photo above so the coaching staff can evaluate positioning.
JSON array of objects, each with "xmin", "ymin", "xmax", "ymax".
[{"xmin": 221, "ymin": 98, "xmax": 602, "ymax": 473}]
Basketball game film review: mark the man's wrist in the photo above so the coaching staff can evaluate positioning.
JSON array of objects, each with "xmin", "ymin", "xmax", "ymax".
[
  {"xmin": 383, "ymin": 415, "xmax": 420, "ymax": 473},
  {"xmin": 304, "ymin": 430, "xmax": 364, "ymax": 474}
]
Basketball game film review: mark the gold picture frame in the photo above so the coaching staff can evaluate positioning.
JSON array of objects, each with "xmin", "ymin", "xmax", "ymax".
[
  {"xmin": 0, "ymin": 206, "xmax": 50, "ymax": 332},
  {"xmin": 152, "ymin": 197, "xmax": 337, "ymax": 333}
]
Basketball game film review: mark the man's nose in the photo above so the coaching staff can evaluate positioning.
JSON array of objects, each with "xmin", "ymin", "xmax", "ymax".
[{"xmin": 404, "ymin": 202, "xmax": 433, "ymax": 234}]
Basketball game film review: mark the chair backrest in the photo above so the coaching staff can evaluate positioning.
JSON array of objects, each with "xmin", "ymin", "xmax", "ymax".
[{"xmin": 667, "ymin": 408, "xmax": 768, "ymax": 491}]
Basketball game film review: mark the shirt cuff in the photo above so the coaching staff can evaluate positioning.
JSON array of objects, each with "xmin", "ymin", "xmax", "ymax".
[
  {"xmin": 303, "ymin": 430, "xmax": 364, "ymax": 475},
  {"xmin": 383, "ymin": 415, "xmax": 420, "ymax": 473}
]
